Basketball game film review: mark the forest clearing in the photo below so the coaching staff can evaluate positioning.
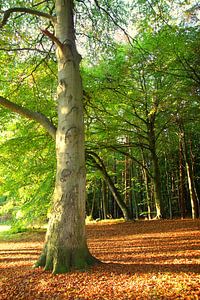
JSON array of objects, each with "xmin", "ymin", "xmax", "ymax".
[{"xmin": 0, "ymin": 219, "xmax": 200, "ymax": 300}]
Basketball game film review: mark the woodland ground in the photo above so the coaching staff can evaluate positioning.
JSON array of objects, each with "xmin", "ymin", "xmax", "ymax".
[{"xmin": 0, "ymin": 219, "xmax": 199, "ymax": 300}]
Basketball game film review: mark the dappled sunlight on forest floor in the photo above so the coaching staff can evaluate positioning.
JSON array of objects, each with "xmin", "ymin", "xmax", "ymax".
[{"xmin": 0, "ymin": 219, "xmax": 199, "ymax": 299}]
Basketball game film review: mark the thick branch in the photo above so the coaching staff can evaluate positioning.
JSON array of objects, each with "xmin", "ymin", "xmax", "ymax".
[
  {"xmin": 0, "ymin": 7, "xmax": 55, "ymax": 28},
  {"xmin": 0, "ymin": 96, "xmax": 56, "ymax": 139},
  {"xmin": 41, "ymin": 28, "xmax": 63, "ymax": 49}
]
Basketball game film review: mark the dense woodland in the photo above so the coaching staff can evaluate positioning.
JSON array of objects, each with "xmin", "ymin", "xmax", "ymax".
[{"xmin": 0, "ymin": 0, "xmax": 200, "ymax": 232}]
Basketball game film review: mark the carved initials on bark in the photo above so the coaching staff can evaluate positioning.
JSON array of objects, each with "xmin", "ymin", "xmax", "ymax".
[
  {"xmin": 68, "ymin": 185, "xmax": 78, "ymax": 205},
  {"xmin": 57, "ymin": 79, "xmax": 68, "ymax": 97},
  {"xmin": 65, "ymin": 106, "xmax": 78, "ymax": 118},
  {"xmin": 65, "ymin": 126, "xmax": 78, "ymax": 144},
  {"xmin": 60, "ymin": 168, "xmax": 72, "ymax": 182}
]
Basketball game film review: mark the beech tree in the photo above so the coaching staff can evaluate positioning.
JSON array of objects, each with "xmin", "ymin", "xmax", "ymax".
[
  {"xmin": 0, "ymin": 0, "xmax": 98, "ymax": 273},
  {"xmin": 83, "ymin": 21, "xmax": 200, "ymax": 219}
]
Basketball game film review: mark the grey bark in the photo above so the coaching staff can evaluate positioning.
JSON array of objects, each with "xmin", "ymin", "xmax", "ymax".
[
  {"xmin": 147, "ymin": 118, "xmax": 163, "ymax": 218},
  {"xmin": 178, "ymin": 121, "xmax": 199, "ymax": 219},
  {"xmin": 35, "ymin": 0, "xmax": 99, "ymax": 273}
]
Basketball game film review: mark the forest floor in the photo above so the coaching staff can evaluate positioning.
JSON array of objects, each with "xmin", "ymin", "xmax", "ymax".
[{"xmin": 0, "ymin": 219, "xmax": 200, "ymax": 300}]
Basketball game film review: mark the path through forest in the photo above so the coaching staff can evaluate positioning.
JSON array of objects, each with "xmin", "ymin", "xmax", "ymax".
[{"xmin": 0, "ymin": 219, "xmax": 199, "ymax": 299}]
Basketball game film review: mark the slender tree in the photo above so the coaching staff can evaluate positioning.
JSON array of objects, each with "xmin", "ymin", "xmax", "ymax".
[{"xmin": 87, "ymin": 151, "xmax": 131, "ymax": 220}]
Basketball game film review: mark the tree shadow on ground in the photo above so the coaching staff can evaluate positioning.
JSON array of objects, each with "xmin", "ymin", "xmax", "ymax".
[{"xmin": 100, "ymin": 261, "xmax": 200, "ymax": 274}]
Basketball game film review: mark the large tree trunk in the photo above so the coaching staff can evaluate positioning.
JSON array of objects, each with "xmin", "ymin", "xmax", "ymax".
[
  {"xmin": 148, "ymin": 123, "xmax": 163, "ymax": 218},
  {"xmin": 151, "ymin": 150, "xmax": 163, "ymax": 218},
  {"xmin": 140, "ymin": 148, "xmax": 151, "ymax": 220},
  {"xmin": 35, "ymin": 0, "xmax": 98, "ymax": 273}
]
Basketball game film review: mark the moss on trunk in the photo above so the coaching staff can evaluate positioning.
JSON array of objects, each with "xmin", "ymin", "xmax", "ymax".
[{"xmin": 35, "ymin": 243, "xmax": 99, "ymax": 274}]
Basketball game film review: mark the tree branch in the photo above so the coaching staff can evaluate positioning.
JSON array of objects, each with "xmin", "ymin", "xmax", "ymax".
[
  {"xmin": 93, "ymin": 0, "xmax": 133, "ymax": 46},
  {"xmin": 0, "ymin": 7, "xmax": 55, "ymax": 28},
  {"xmin": 108, "ymin": 145, "xmax": 152, "ymax": 178},
  {"xmin": 0, "ymin": 46, "xmax": 51, "ymax": 54},
  {"xmin": 0, "ymin": 96, "xmax": 57, "ymax": 139},
  {"xmin": 40, "ymin": 28, "xmax": 63, "ymax": 49}
]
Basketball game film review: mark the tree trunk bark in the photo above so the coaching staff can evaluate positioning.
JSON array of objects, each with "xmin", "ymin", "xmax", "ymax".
[
  {"xmin": 178, "ymin": 120, "xmax": 199, "ymax": 219},
  {"xmin": 178, "ymin": 137, "xmax": 186, "ymax": 218},
  {"xmin": 131, "ymin": 164, "xmax": 139, "ymax": 220},
  {"xmin": 140, "ymin": 148, "xmax": 151, "ymax": 219},
  {"xmin": 35, "ymin": 0, "xmax": 98, "ymax": 273},
  {"xmin": 142, "ymin": 166, "xmax": 151, "ymax": 219},
  {"xmin": 102, "ymin": 180, "xmax": 108, "ymax": 219},
  {"xmin": 152, "ymin": 151, "xmax": 163, "ymax": 218},
  {"xmin": 164, "ymin": 154, "xmax": 173, "ymax": 219},
  {"xmin": 148, "ymin": 126, "xmax": 163, "ymax": 218},
  {"xmin": 124, "ymin": 149, "xmax": 133, "ymax": 218},
  {"xmin": 145, "ymin": 96, "xmax": 163, "ymax": 219}
]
